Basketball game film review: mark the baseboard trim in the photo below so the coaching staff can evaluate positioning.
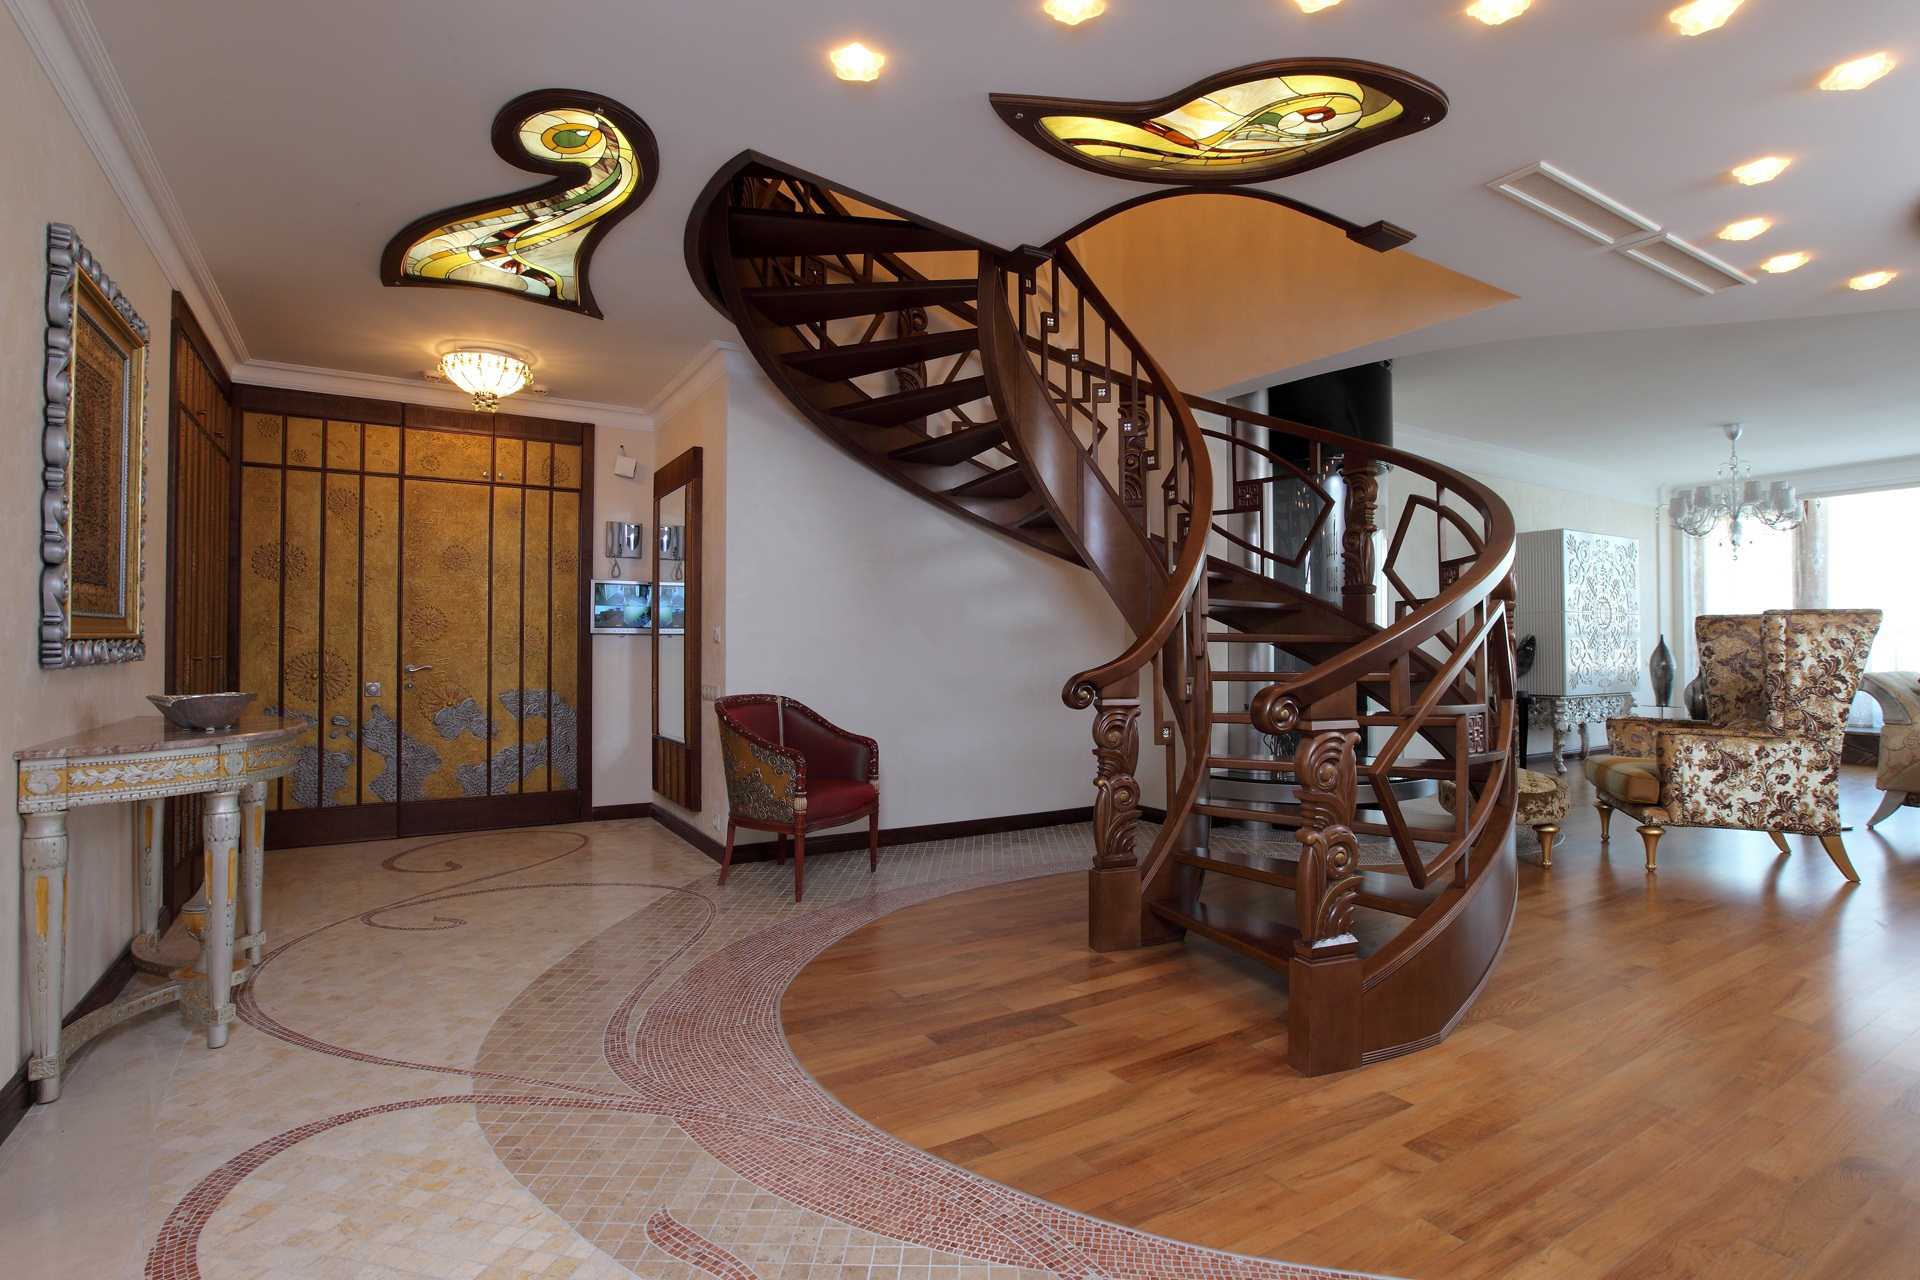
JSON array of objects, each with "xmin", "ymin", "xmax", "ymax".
[
  {"xmin": 0, "ymin": 940, "xmax": 137, "ymax": 1152},
  {"xmin": 652, "ymin": 804, "xmax": 1099, "ymax": 865},
  {"xmin": 590, "ymin": 802, "xmax": 654, "ymax": 822}
]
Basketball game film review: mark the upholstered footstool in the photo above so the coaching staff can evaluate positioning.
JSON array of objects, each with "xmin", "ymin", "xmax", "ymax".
[{"xmin": 1439, "ymin": 768, "xmax": 1570, "ymax": 867}]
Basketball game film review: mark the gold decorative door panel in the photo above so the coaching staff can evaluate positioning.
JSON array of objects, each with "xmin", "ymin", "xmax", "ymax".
[{"xmin": 236, "ymin": 393, "xmax": 590, "ymax": 847}]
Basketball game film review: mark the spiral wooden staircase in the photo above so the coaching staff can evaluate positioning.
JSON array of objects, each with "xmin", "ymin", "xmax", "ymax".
[{"xmin": 689, "ymin": 153, "xmax": 1519, "ymax": 1075}]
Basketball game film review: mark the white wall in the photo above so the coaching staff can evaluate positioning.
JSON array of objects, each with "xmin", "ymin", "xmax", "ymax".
[
  {"xmin": 1383, "ymin": 428, "xmax": 1664, "ymax": 758},
  {"xmin": 2, "ymin": 8, "xmax": 174, "ymax": 1078},
  {"xmin": 588, "ymin": 422, "xmax": 653, "ymax": 808},
  {"xmin": 714, "ymin": 359, "xmax": 1133, "ymax": 843}
]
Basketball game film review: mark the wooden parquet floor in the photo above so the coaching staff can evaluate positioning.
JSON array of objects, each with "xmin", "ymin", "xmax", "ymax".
[{"xmin": 782, "ymin": 770, "xmax": 1920, "ymax": 1279}]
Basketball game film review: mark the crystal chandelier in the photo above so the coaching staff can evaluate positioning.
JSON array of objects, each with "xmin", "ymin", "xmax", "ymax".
[
  {"xmin": 439, "ymin": 347, "xmax": 531, "ymax": 412},
  {"xmin": 1668, "ymin": 423, "xmax": 1801, "ymax": 553}
]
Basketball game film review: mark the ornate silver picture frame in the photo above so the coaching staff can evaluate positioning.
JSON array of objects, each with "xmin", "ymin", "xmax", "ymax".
[{"xmin": 41, "ymin": 223, "xmax": 150, "ymax": 668}]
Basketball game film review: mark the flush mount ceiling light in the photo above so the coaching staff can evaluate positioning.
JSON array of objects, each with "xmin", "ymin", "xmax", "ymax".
[
  {"xmin": 1759, "ymin": 250, "xmax": 1811, "ymax": 273},
  {"xmin": 1730, "ymin": 155, "xmax": 1790, "ymax": 185},
  {"xmin": 1465, "ymin": 0, "xmax": 1530, "ymax": 25},
  {"xmin": 1848, "ymin": 269, "xmax": 1898, "ymax": 291},
  {"xmin": 829, "ymin": 42, "xmax": 886, "ymax": 82},
  {"xmin": 1820, "ymin": 51, "xmax": 1895, "ymax": 91},
  {"xmin": 1716, "ymin": 216, "xmax": 1772, "ymax": 241},
  {"xmin": 1669, "ymin": 0, "xmax": 1742, "ymax": 36},
  {"xmin": 438, "ymin": 347, "xmax": 531, "ymax": 412},
  {"xmin": 1294, "ymin": 0, "xmax": 1344, "ymax": 11},
  {"xmin": 1043, "ymin": 0, "xmax": 1107, "ymax": 23}
]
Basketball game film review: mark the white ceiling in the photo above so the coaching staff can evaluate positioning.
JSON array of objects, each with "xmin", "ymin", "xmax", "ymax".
[{"xmin": 73, "ymin": 0, "xmax": 1920, "ymax": 475}]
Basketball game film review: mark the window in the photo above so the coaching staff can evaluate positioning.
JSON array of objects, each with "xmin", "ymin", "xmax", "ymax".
[
  {"xmin": 1699, "ymin": 519, "xmax": 1793, "ymax": 617},
  {"xmin": 1826, "ymin": 486, "xmax": 1920, "ymax": 726}
]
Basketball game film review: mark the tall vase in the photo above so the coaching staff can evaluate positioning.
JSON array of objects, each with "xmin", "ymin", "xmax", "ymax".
[{"xmin": 1649, "ymin": 634, "xmax": 1674, "ymax": 707}]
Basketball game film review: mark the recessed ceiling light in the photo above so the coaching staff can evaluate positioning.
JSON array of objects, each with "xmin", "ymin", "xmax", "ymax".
[
  {"xmin": 1465, "ymin": 0, "xmax": 1529, "ymax": 23},
  {"xmin": 1759, "ymin": 251, "xmax": 1811, "ymax": 274},
  {"xmin": 1043, "ymin": 0, "xmax": 1107, "ymax": 24},
  {"xmin": 1730, "ymin": 156, "xmax": 1791, "ymax": 185},
  {"xmin": 1848, "ymin": 270, "xmax": 1898, "ymax": 291},
  {"xmin": 1820, "ymin": 51, "xmax": 1895, "ymax": 91},
  {"xmin": 829, "ymin": 42, "xmax": 886, "ymax": 82},
  {"xmin": 1293, "ymin": 0, "xmax": 1344, "ymax": 11},
  {"xmin": 1717, "ymin": 216, "xmax": 1772, "ymax": 242},
  {"xmin": 1668, "ymin": 0, "xmax": 1742, "ymax": 36}
]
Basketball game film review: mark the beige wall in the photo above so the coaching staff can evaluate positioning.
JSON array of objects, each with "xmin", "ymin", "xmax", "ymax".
[
  {"xmin": 2, "ymin": 10, "xmax": 175, "ymax": 1077},
  {"xmin": 1068, "ymin": 193, "xmax": 1513, "ymax": 397}
]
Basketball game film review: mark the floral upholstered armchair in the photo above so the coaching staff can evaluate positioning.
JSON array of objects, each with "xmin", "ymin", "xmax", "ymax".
[
  {"xmin": 714, "ymin": 694, "xmax": 880, "ymax": 902},
  {"xmin": 1584, "ymin": 609, "xmax": 1881, "ymax": 879}
]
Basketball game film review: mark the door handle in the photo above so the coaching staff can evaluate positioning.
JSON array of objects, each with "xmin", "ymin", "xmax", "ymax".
[{"xmin": 404, "ymin": 663, "xmax": 434, "ymax": 674}]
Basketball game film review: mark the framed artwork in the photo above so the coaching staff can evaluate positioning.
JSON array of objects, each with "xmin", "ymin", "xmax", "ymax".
[
  {"xmin": 380, "ymin": 88, "xmax": 658, "ymax": 318},
  {"xmin": 42, "ymin": 223, "xmax": 149, "ymax": 668},
  {"xmin": 590, "ymin": 579, "xmax": 653, "ymax": 634}
]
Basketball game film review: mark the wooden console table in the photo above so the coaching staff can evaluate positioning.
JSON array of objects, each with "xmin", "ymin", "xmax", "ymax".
[{"xmin": 15, "ymin": 714, "xmax": 299, "ymax": 1103}]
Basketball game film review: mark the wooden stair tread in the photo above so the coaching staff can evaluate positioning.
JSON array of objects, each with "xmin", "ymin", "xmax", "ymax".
[
  {"xmin": 834, "ymin": 376, "xmax": 990, "ymax": 427},
  {"xmin": 782, "ymin": 329, "xmax": 980, "ymax": 381},
  {"xmin": 1193, "ymin": 797, "xmax": 1303, "ymax": 823},
  {"xmin": 1173, "ymin": 848, "xmax": 1434, "ymax": 919},
  {"xmin": 1205, "ymin": 633, "xmax": 1330, "ymax": 645},
  {"xmin": 1210, "ymin": 670, "xmax": 1295, "ymax": 682},
  {"xmin": 1146, "ymin": 900, "xmax": 1298, "ymax": 972},
  {"xmin": 947, "ymin": 467, "xmax": 1033, "ymax": 500},
  {"xmin": 1209, "ymin": 599, "xmax": 1307, "ymax": 614},
  {"xmin": 887, "ymin": 422, "xmax": 1007, "ymax": 465},
  {"xmin": 729, "ymin": 208, "xmax": 969, "ymax": 257},
  {"xmin": 745, "ymin": 279, "xmax": 975, "ymax": 325},
  {"xmin": 1206, "ymin": 754, "xmax": 1293, "ymax": 771}
]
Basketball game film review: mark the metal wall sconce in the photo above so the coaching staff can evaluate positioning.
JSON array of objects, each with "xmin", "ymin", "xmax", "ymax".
[{"xmin": 605, "ymin": 520, "xmax": 644, "ymax": 578}]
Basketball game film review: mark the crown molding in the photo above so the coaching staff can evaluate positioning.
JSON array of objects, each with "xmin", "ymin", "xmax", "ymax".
[
  {"xmin": 233, "ymin": 359, "xmax": 655, "ymax": 432},
  {"xmin": 1394, "ymin": 422, "xmax": 1661, "ymax": 507},
  {"xmin": 643, "ymin": 340, "xmax": 747, "ymax": 424},
  {"xmin": 1661, "ymin": 452, "xmax": 1920, "ymax": 505},
  {"xmin": 6, "ymin": 0, "xmax": 248, "ymax": 370}
]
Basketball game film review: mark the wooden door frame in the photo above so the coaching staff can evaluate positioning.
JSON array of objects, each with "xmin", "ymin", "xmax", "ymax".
[
  {"xmin": 229, "ymin": 384, "xmax": 595, "ymax": 847},
  {"xmin": 161, "ymin": 293, "xmax": 237, "ymax": 917}
]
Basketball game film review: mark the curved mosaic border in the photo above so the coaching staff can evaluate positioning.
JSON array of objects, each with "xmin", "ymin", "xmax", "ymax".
[{"xmin": 150, "ymin": 828, "xmax": 1372, "ymax": 1280}]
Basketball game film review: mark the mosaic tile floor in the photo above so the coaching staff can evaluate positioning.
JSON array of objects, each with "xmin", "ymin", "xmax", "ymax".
[{"xmin": 0, "ymin": 818, "xmax": 1381, "ymax": 1280}]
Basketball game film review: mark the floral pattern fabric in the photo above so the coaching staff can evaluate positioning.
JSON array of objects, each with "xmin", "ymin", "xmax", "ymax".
[
  {"xmin": 1659, "ymin": 730, "xmax": 1838, "ymax": 834},
  {"xmin": 1863, "ymin": 672, "xmax": 1920, "ymax": 792},
  {"xmin": 1696, "ymin": 614, "xmax": 1767, "ymax": 726},
  {"xmin": 718, "ymin": 725, "xmax": 802, "ymax": 824},
  {"xmin": 1761, "ymin": 609, "xmax": 1882, "ymax": 738}
]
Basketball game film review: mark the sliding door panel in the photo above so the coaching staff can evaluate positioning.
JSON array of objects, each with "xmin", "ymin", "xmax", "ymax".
[{"xmin": 237, "ymin": 397, "xmax": 590, "ymax": 846}]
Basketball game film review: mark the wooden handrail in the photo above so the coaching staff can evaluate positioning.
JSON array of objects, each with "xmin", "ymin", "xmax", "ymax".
[
  {"xmin": 1039, "ymin": 251, "xmax": 1215, "ymax": 709},
  {"xmin": 1181, "ymin": 397, "xmax": 1517, "ymax": 734}
]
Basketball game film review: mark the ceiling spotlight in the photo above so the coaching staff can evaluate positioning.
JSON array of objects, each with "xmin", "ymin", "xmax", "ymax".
[
  {"xmin": 439, "ymin": 348, "xmax": 531, "ymax": 412},
  {"xmin": 1759, "ymin": 251, "xmax": 1811, "ymax": 274},
  {"xmin": 1668, "ymin": 0, "xmax": 1742, "ymax": 36},
  {"xmin": 829, "ymin": 42, "xmax": 886, "ymax": 82},
  {"xmin": 1730, "ymin": 156, "xmax": 1790, "ymax": 185},
  {"xmin": 1848, "ymin": 270, "xmax": 1898, "ymax": 291},
  {"xmin": 1716, "ymin": 216, "xmax": 1772, "ymax": 242},
  {"xmin": 1820, "ymin": 51, "xmax": 1895, "ymax": 91},
  {"xmin": 1294, "ymin": 0, "xmax": 1344, "ymax": 11},
  {"xmin": 1465, "ymin": 0, "xmax": 1530, "ymax": 24},
  {"xmin": 1044, "ymin": 0, "xmax": 1107, "ymax": 24}
]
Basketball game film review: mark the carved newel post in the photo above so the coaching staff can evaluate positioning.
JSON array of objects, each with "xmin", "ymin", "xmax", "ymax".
[
  {"xmin": 1340, "ymin": 458, "xmax": 1380, "ymax": 625},
  {"xmin": 1087, "ymin": 679, "xmax": 1144, "ymax": 952},
  {"xmin": 1289, "ymin": 729, "xmax": 1365, "ymax": 1075}
]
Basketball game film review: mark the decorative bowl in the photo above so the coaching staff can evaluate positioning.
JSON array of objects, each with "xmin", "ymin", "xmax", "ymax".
[{"xmin": 148, "ymin": 691, "xmax": 257, "ymax": 733}]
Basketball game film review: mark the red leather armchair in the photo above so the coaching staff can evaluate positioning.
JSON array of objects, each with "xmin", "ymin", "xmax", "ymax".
[{"xmin": 713, "ymin": 694, "xmax": 880, "ymax": 901}]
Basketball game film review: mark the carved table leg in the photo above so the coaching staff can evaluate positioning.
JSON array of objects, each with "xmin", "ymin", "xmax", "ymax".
[
  {"xmin": 1551, "ymin": 727, "xmax": 1568, "ymax": 775},
  {"xmin": 23, "ymin": 809, "xmax": 70, "ymax": 1102},
  {"xmin": 136, "ymin": 797, "xmax": 163, "ymax": 945},
  {"xmin": 1577, "ymin": 721, "xmax": 1591, "ymax": 761},
  {"xmin": 201, "ymin": 788, "xmax": 242, "ymax": 1050},
  {"xmin": 240, "ymin": 781, "xmax": 267, "ymax": 966}
]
